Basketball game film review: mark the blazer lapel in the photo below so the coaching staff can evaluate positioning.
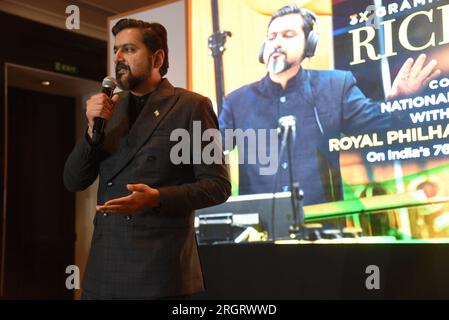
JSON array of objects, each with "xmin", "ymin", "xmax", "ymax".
[{"xmin": 105, "ymin": 78, "xmax": 179, "ymax": 181}]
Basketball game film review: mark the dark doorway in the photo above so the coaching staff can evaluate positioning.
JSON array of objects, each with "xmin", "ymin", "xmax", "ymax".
[{"xmin": 4, "ymin": 87, "xmax": 75, "ymax": 299}]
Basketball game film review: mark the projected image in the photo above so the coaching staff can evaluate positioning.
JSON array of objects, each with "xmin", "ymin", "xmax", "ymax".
[{"xmin": 191, "ymin": 0, "xmax": 449, "ymax": 244}]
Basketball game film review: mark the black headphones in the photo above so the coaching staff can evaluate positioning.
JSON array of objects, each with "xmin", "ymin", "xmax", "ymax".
[{"xmin": 259, "ymin": 7, "xmax": 319, "ymax": 64}]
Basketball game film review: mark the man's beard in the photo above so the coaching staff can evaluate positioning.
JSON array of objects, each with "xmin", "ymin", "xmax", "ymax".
[
  {"xmin": 266, "ymin": 47, "xmax": 293, "ymax": 74},
  {"xmin": 115, "ymin": 61, "xmax": 150, "ymax": 91}
]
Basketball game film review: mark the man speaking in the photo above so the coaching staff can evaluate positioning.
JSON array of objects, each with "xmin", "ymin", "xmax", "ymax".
[{"xmin": 64, "ymin": 19, "xmax": 231, "ymax": 299}]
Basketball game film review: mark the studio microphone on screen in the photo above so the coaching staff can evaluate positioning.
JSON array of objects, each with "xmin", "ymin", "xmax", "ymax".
[
  {"xmin": 277, "ymin": 115, "xmax": 297, "ymax": 146},
  {"xmin": 91, "ymin": 76, "xmax": 117, "ymax": 144}
]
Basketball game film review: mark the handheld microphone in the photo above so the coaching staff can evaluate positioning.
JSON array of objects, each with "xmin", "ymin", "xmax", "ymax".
[{"xmin": 91, "ymin": 76, "xmax": 117, "ymax": 144}]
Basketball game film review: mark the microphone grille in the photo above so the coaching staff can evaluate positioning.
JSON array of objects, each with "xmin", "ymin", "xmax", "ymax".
[
  {"xmin": 278, "ymin": 115, "xmax": 296, "ymax": 127},
  {"xmin": 102, "ymin": 76, "xmax": 117, "ymax": 89}
]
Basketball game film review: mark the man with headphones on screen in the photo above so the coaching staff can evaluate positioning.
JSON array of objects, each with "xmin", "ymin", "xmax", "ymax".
[{"xmin": 219, "ymin": 4, "xmax": 440, "ymax": 205}]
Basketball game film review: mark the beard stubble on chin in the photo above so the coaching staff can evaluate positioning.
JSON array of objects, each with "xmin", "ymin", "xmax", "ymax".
[
  {"xmin": 116, "ymin": 69, "xmax": 146, "ymax": 91},
  {"xmin": 115, "ymin": 56, "xmax": 153, "ymax": 91}
]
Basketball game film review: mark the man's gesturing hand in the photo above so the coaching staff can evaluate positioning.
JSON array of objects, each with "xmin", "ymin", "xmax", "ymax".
[
  {"xmin": 96, "ymin": 184, "xmax": 161, "ymax": 214},
  {"xmin": 388, "ymin": 53, "xmax": 441, "ymax": 99}
]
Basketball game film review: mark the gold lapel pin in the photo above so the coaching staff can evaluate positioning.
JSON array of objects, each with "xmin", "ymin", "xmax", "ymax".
[{"xmin": 154, "ymin": 110, "xmax": 160, "ymax": 117}]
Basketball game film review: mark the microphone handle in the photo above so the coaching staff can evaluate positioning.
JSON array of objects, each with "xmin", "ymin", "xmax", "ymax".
[
  {"xmin": 91, "ymin": 87, "xmax": 115, "ymax": 144},
  {"xmin": 91, "ymin": 118, "xmax": 105, "ymax": 144}
]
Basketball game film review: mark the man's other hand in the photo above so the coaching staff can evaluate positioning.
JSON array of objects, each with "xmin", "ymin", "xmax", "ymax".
[{"xmin": 96, "ymin": 184, "xmax": 161, "ymax": 214}]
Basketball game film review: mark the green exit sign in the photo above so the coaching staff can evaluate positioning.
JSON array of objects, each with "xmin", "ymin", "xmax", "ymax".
[{"xmin": 54, "ymin": 62, "xmax": 79, "ymax": 75}]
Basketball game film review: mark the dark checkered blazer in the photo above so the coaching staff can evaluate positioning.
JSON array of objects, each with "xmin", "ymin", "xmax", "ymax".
[{"xmin": 64, "ymin": 79, "xmax": 231, "ymax": 299}]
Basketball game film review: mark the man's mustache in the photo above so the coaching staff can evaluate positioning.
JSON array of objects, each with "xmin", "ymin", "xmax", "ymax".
[
  {"xmin": 115, "ymin": 62, "xmax": 130, "ymax": 74},
  {"xmin": 267, "ymin": 47, "xmax": 287, "ymax": 60}
]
